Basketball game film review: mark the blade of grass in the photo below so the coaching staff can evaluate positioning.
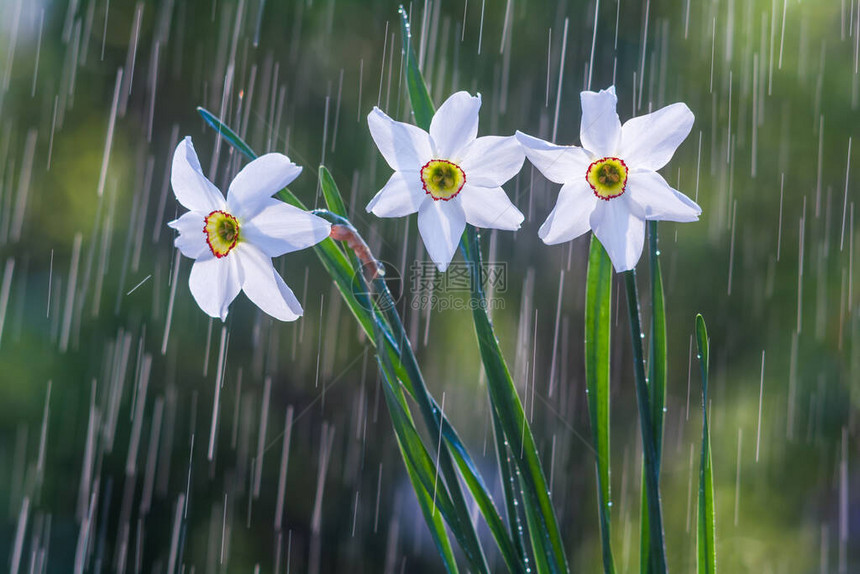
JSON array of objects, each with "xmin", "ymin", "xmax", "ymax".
[
  {"xmin": 584, "ymin": 236, "xmax": 616, "ymax": 574},
  {"xmin": 464, "ymin": 226, "xmax": 569, "ymax": 573},
  {"xmin": 622, "ymin": 270, "xmax": 666, "ymax": 573},
  {"xmin": 642, "ymin": 221, "xmax": 667, "ymax": 573},
  {"xmin": 695, "ymin": 315, "xmax": 717, "ymax": 574}
]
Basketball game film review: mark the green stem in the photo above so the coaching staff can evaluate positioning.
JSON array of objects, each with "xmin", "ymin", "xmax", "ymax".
[
  {"xmin": 622, "ymin": 270, "xmax": 667, "ymax": 573},
  {"xmin": 642, "ymin": 221, "xmax": 668, "ymax": 573},
  {"xmin": 360, "ymin": 230, "xmax": 523, "ymax": 574},
  {"xmin": 463, "ymin": 225, "xmax": 569, "ymax": 573},
  {"xmin": 491, "ymin": 408, "xmax": 531, "ymax": 568},
  {"xmin": 343, "ymin": 242, "xmax": 490, "ymax": 574}
]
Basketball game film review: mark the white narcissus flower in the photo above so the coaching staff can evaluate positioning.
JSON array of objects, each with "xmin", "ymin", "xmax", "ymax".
[
  {"xmin": 366, "ymin": 91, "xmax": 525, "ymax": 271},
  {"xmin": 516, "ymin": 86, "xmax": 701, "ymax": 272},
  {"xmin": 168, "ymin": 137, "xmax": 331, "ymax": 321}
]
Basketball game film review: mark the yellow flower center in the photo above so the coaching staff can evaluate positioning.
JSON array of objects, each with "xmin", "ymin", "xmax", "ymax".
[
  {"xmin": 586, "ymin": 157, "xmax": 628, "ymax": 200},
  {"xmin": 204, "ymin": 210, "xmax": 240, "ymax": 258},
  {"xmin": 420, "ymin": 159, "xmax": 466, "ymax": 201}
]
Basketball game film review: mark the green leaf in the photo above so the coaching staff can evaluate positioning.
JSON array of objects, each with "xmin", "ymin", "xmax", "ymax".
[
  {"xmin": 584, "ymin": 236, "xmax": 616, "ymax": 574},
  {"xmin": 490, "ymin": 410, "xmax": 530, "ymax": 567},
  {"xmin": 642, "ymin": 221, "xmax": 667, "ymax": 573},
  {"xmin": 319, "ymin": 166, "xmax": 350, "ymax": 218},
  {"xmin": 376, "ymin": 353, "xmax": 460, "ymax": 573},
  {"xmin": 369, "ymin": 266, "xmax": 524, "ymax": 574},
  {"xmin": 197, "ymin": 106, "xmax": 257, "ymax": 161},
  {"xmin": 398, "ymin": 5, "xmax": 435, "ymax": 130},
  {"xmin": 464, "ymin": 226, "xmax": 569, "ymax": 574},
  {"xmin": 647, "ymin": 222, "xmax": 667, "ymax": 461},
  {"xmin": 622, "ymin": 270, "xmax": 667, "ymax": 573},
  {"xmin": 696, "ymin": 315, "xmax": 717, "ymax": 574}
]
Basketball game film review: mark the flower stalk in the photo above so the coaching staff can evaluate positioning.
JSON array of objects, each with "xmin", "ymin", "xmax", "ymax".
[
  {"xmin": 462, "ymin": 224, "xmax": 570, "ymax": 573},
  {"xmin": 623, "ymin": 269, "xmax": 668, "ymax": 573}
]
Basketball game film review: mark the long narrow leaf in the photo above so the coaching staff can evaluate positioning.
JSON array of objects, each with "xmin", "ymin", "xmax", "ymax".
[
  {"xmin": 464, "ymin": 226, "xmax": 569, "ymax": 573},
  {"xmin": 622, "ymin": 270, "xmax": 667, "ymax": 573},
  {"xmin": 584, "ymin": 236, "xmax": 616, "ymax": 574},
  {"xmin": 398, "ymin": 6, "xmax": 435, "ymax": 130},
  {"xmin": 696, "ymin": 315, "xmax": 717, "ymax": 574},
  {"xmin": 376, "ymin": 352, "xmax": 460, "ymax": 573},
  {"xmin": 370, "ymin": 261, "xmax": 524, "ymax": 574},
  {"xmin": 197, "ymin": 106, "xmax": 256, "ymax": 161},
  {"xmin": 647, "ymin": 222, "xmax": 667, "ymax": 461},
  {"xmin": 319, "ymin": 166, "xmax": 349, "ymax": 218},
  {"xmin": 491, "ymin": 404, "xmax": 530, "ymax": 567},
  {"xmin": 517, "ymin": 466, "xmax": 553, "ymax": 574}
]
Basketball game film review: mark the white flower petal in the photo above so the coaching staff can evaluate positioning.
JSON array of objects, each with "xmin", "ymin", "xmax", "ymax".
[
  {"xmin": 171, "ymin": 137, "xmax": 226, "ymax": 212},
  {"xmin": 368, "ymin": 107, "xmax": 433, "ymax": 171},
  {"xmin": 580, "ymin": 86, "xmax": 622, "ymax": 158},
  {"xmin": 242, "ymin": 200, "xmax": 331, "ymax": 257},
  {"xmin": 366, "ymin": 170, "xmax": 426, "ymax": 217},
  {"xmin": 538, "ymin": 180, "xmax": 598, "ymax": 244},
  {"xmin": 620, "ymin": 102, "xmax": 694, "ymax": 171},
  {"xmin": 627, "ymin": 170, "xmax": 701, "ymax": 222},
  {"xmin": 168, "ymin": 210, "xmax": 209, "ymax": 258},
  {"xmin": 589, "ymin": 198, "xmax": 646, "ymax": 272},
  {"xmin": 236, "ymin": 243, "xmax": 303, "ymax": 321},
  {"xmin": 430, "ymin": 91, "xmax": 481, "ymax": 159},
  {"xmin": 515, "ymin": 131, "xmax": 591, "ymax": 185},
  {"xmin": 226, "ymin": 153, "xmax": 302, "ymax": 218},
  {"xmin": 188, "ymin": 253, "xmax": 242, "ymax": 320},
  {"xmin": 460, "ymin": 135, "xmax": 525, "ymax": 188},
  {"xmin": 460, "ymin": 185, "xmax": 524, "ymax": 230},
  {"xmin": 417, "ymin": 197, "xmax": 467, "ymax": 272}
]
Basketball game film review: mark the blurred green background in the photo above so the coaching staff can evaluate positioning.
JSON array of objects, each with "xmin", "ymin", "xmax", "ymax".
[{"xmin": 0, "ymin": 0, "xmax": 857, "ymax": 571}]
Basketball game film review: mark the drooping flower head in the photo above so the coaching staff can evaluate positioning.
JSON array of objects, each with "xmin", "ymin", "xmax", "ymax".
[
  {"xmin": 367, "ymin": 91, "xmax": 526, "ymax": 271},
  {"xmin": 168, "ymin": 137, "xmax": 331, "ymax": 321},
  {"xmin": 516, "ymin": 86, "xmax": 701, "ymax": 272}
]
